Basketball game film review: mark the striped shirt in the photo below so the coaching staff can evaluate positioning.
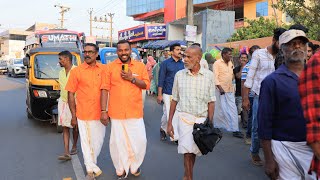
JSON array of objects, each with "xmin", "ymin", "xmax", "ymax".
[
  {"xmin": 241, "ymin": 61, "xmax": 251, "ymax": 80},
  {"xmin": 244, "ymin": 48, "xmax": 275, "ymax": 95},
  {"xmin": 172, "ymin": 68, "xmax": 216, "ymax": 117}
]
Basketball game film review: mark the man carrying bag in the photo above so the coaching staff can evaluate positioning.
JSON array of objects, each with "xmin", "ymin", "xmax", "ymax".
[{"xmin": 167, "ymin": 45, "xmax": 218, "ymax": 180}]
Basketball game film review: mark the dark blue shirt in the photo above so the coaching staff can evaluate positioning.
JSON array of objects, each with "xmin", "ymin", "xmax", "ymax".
[
  {"xmin": 158, "ymin": 57, "xmax": 184, "ymax": 95},
  {"xmin": 258, "ymin": 64, "xmax": 306, "ymax": 142}
]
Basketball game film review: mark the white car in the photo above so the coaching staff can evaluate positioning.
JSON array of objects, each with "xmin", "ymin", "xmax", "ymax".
[{"xmin": 7, "ymin": 59, "xmax": 26, "ymax": 78}]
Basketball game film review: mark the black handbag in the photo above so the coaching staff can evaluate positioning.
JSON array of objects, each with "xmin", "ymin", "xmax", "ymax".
[{"xmin": 192, "ymin": 118, "xmax": 222, "ymax": 155}]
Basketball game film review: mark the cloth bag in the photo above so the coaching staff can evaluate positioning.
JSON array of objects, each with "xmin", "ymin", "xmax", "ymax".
[{"xmin": 192, "ymin": 118, "xmax": 222, "ymax": 155}]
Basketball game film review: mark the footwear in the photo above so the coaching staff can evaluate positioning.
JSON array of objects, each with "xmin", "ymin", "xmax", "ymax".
[
  {"xmin": 251, "ymin": 154, "xmax": 263, "ymax": 166},
  {"xmin": 86, "ymin": 172, "xmax": 96, "ymax": 180},
  {"xmin": 233, "ymin": 131, "xmax": 244, "ymax": 138},
  {"xmin": 117, "ymin": 171, "xmax": 127, "ymax": 179},
  {"xmin": 132, "ymin": 168, "xmax": 141, "ymax": 177},
  {"xmin": 160, "ymin": 129, "xmax": 167, "ymax": 141},
  {"xmin": 58, "ymin": 154, "xmax": 71, "ymax": 161},
  {"xmin": 70, "ymin": 148, "xmax": 78, "ymax": 155},
  {"xmin": 244, "ymin": 136, "xmax": 251, "ymax": 145},
  {"xmin": 94, "ymin": 170, "xmax": 102, "ymax": 177},
  {"xmin": 174, "ymin": 140, "xmax": 178, "ymax": 145}
]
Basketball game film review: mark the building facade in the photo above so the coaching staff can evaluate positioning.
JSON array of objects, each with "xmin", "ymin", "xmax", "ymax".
[
  {"xmin": 0, "ymin": 29, "xmax": 32, "ymax": 60},
  {"xmin": 127, "ymin": 0, "xmax": 288, "ymax": 28}
]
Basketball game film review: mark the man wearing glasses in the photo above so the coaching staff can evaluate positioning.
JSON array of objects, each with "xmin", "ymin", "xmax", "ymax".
[{"xmin": 66, "ymin": 43, "xmax": 107, "ymax": 180}]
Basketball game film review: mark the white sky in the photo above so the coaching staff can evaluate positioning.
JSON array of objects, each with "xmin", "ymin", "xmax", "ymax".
[{"xmin": 0, "ymin": 0, "xmax": 141, "ymax": 39}]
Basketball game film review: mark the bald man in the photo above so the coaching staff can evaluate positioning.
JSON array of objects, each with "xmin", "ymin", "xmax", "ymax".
[{"xmin": 167, "ymin": 46, "xmax": 216, "ymax": 180}]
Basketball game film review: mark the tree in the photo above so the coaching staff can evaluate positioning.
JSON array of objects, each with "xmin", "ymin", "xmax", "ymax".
[
  {"xmin": 227, "ymin": 17, "xmax": 288, "ymax": 42},
  {"xmin": 274, "ymin": 0, "xmax": 320, "ymax": 40}
]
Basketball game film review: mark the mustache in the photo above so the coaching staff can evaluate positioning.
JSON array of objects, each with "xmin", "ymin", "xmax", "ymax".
[
  {"xmin": 85, "ymin": 56, "xmax": 91, "ymax": 59},
  {"xmin": 291, "ymin": 49, "xmax": 305, "ymax": 56}
]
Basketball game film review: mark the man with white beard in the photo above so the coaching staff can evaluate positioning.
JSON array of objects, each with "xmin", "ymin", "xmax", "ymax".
[{"xmin": 258, "ymin": 29, "xmax": 316, "ymax": 180}]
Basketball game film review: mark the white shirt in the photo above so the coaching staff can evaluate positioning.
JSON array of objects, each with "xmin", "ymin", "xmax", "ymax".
[
  {"xmin": 244, "ymin": 48, "xmax": 275, "ymax": 95},
  {"xmin": 200, "ymin": 58, "xmax": 209, "ymax": 70},
  {"xmin": 172, "ymin": 68, "xmax": 216, "ymax": 117}
]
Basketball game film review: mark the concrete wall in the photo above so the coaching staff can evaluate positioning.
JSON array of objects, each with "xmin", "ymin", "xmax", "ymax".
[
  {"xmin": 2, "ymin": 40, "xmax": 25, "ymax": 59},
  {"xmin": 167, "ymin": 24, "xmax": 185, "ymax": 41},
  {"xmin": 205, "ymin": 10, "xmax": 235, "ymax": 50}
]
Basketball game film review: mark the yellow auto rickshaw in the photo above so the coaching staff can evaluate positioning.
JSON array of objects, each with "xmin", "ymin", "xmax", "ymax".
[{"xmin": 23, "ymin": 47, "xmax": 82, "ymax": 133}]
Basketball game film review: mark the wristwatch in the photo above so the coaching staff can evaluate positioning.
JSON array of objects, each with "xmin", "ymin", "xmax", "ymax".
[{"xmin": 131, "ymin": 77, "xmax": 136, "ymax": 84}]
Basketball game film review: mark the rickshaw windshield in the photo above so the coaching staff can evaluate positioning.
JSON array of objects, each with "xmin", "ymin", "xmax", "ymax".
[{"xmin": 34, "ymin": 54, "xmax": 77, "ymax": 79}]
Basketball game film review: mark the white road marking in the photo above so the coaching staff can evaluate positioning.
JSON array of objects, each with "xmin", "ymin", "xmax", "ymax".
[{"xmin": 70, "ymin": 140, "xmax": 86, "ymax": 180}]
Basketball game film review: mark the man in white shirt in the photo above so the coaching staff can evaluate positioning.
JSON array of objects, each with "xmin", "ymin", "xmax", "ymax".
[
  {"xmin": 242, "ymin": 28, "xmax": 286, "ymax": 166},
  {"xmin": 167, "ymin": 45, "xmax": 215, "ymax": 180}
]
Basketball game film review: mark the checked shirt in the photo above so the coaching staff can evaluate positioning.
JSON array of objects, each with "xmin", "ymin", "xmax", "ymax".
[{"xmin": 299, "ymin": 51, "xmax": 320, "ymax": 176}]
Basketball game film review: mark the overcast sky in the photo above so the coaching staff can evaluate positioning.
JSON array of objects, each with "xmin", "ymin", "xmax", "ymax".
[{"xmin": 0, "ymin": 0, "xmax": 141, "ymax": 39}]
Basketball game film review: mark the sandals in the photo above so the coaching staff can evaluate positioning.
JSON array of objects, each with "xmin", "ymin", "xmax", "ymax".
[
  {"xmin": 58, "ymin": 154, "xmax": 71, "ymax": 161},
  {"xmin": 117, "ymin": 171, "xmax": 127, "ymax": 179},
  {"xmin": 70, "ymin": 148, "xmax": 78, "ymax": 155},
  {"xmin": 160, "ymin": 129, "xmax": 167, "ymax": 141},
  {"xmin": 132, "ymin": 168, "xmax": 141, "ymax": 177}
]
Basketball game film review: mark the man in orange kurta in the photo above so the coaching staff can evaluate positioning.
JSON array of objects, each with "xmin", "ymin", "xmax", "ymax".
[
  {"xmin": 66, "ymin": 43, "xmax": 106, "ymax": 180},
  {"xmin": 100, "ymin": 40, "xmax": 150, "ymax": 179}
]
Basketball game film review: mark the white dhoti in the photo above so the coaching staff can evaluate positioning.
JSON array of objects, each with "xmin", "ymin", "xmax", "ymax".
[
  {"xmin": 161, "ymin": 93, "xmax": 179, "ymax": 140},
  {"xmin": 77, "ymin": 119, "xmax": 106, "ymax": 174},
  {"xmin": 57, "ymin": 99, "xmax": 72, "ymax": 128},
  {"xmin": 176, "ymin": 111, "xmax": 206, "ymax": 156},
  {"xmin": 142, "ymin": 90, "xmax": 146, "ymax": 108},
  {"xmin": 110, "ymin": 118, "xmax": 147, "ymax": 176},
  {"xmin": 213, "ymin": 90, "xmax": 239, "ymax": 132},
  {"xmin": 271, "ymin": 140, "xmax": 316, "ymax": 180}
]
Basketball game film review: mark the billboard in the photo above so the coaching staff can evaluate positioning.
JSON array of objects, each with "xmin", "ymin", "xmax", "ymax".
[
  {"xmin": 118, "ymin": 24, "xmax": 166, "ymax": 42},
  {"xmin": 146, "ymin": 25, "xmax": 166, "ymax": 39},
  {"xmin": 118, "ymin": 26, "xmax": 146, "ymax": 42}
]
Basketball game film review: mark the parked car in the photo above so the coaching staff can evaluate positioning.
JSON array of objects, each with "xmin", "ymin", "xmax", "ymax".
[
  {"xmin": 99, "ymin": 47, "xmax": 141, "ymax": 64},
  {"xmin": 0, "ymin": 60, "xmax": 7, "ymax": 74},
  {"xmin": 7, "ymin": 58, "xmax": 26, "ymax": 77}
]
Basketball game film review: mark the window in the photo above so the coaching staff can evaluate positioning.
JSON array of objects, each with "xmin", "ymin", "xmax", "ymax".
[
  {"xmin": 34, "ymin": 54, "xmax": 77, "ymax": 79},
  {"xmin": 9, "ymin": 34, "xmax": 27, "ymax": 41},
  {"xmin": 256, "ymin": 1, "xmax": 268, "ymax": 17}
]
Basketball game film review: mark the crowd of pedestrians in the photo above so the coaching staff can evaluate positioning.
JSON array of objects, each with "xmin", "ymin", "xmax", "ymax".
[{"xmin": 55, "ymin": 24, "xmax": 320, "ymax": 180}]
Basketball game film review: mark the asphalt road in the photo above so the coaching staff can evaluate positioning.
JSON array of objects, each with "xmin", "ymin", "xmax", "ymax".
[{"xmin": 0, "ymin": 75, "xmax": 268, "ymax": 180}]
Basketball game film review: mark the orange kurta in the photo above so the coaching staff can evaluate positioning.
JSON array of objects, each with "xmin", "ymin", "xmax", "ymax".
[
  {"xmin": 65, "ymin": 62, "xmax": 106, "ymax": 120},
  {"xmin": 102, "ymin": 59, "xmax": 150, "ymax": 120}
]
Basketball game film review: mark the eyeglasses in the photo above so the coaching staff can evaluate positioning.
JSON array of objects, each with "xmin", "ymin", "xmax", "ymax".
[{"xmin": 83, "ymin": 51, "xmax": 96, "ymax": 55}]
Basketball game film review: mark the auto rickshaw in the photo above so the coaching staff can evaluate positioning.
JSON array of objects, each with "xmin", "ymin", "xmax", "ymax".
[{"xmin": 23, "ymin": 47, "xmax": 82, "ymax": 133}]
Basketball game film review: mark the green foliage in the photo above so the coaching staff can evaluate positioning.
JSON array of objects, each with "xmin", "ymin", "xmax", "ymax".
[
  {"xmin": 228, "ymin": 17, "xmax": 288, "ymax": 42},
  {"xmin": 274, "ymin": 0, "xmax": 320, "ymax": 40}
]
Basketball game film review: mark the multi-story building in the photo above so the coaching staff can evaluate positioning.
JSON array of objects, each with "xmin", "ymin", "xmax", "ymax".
[
  {"xmin": 127, "ymin": 0, "xmax": 288, "ymax": 28},
  {"xmin": 0, "ymin": 29, "xmax": 32, "ymax": 60}
]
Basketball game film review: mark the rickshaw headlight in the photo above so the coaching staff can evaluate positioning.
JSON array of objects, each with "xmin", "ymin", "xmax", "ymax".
[{"xmin": 33, "ymin": 90, "xmax": 48, "ymax": 98}]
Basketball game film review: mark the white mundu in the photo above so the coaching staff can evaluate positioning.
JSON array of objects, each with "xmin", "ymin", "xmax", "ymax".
[
  {"xmin": 109, "ymin": 118, "xmax": 147, "ymax": 177},
  {"xmin": 77, "ymin": 119, "xmax": 106, "ymax": 174},
  {"xmin": 271, "ymin": 140, "xmax": 316, "ymax": 180},
  {"xmin": 161, "ymin": 93, "xmax": 179, "ymax": 140}
]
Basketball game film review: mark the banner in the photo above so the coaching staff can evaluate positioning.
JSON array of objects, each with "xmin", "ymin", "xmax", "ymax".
[
  {"xmin": 118, "ymin": 24, "xmax": 166, "ymax": 42},
  {"xmin": 147, "ymin": 25, "xmax": 166, "ymax": 39},
  {"xmin": 118, "ymin": 26, "xmax": 145, "ymax": 42}
]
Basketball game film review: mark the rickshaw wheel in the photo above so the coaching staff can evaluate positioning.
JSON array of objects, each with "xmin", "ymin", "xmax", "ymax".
[{"xmin": 27, "ymin": 109, "xmax": 32, "ymax": 119}]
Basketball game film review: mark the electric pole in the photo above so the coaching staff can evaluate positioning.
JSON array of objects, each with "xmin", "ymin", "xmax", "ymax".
[
  {"xmin": 187, "ymin": 0, "xmax": 194, "ymax": 27},
  {"xmin": 107, "ymin": 13, "xmax": 115, "ymax": 47},
  {"xmin": 186, "ymin": 0, "xmax": 194, "ymax": 46},
  {"xmin": 54, "ymin": 4, "xmax": 70, "ymax": 28},
  {"xmin": 92, "ymin": 13, "xmax": 114, "ymax": 47},
  {"xmin": 88, "ymin": 8, "xmax": 93, "ymax": 36}
]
